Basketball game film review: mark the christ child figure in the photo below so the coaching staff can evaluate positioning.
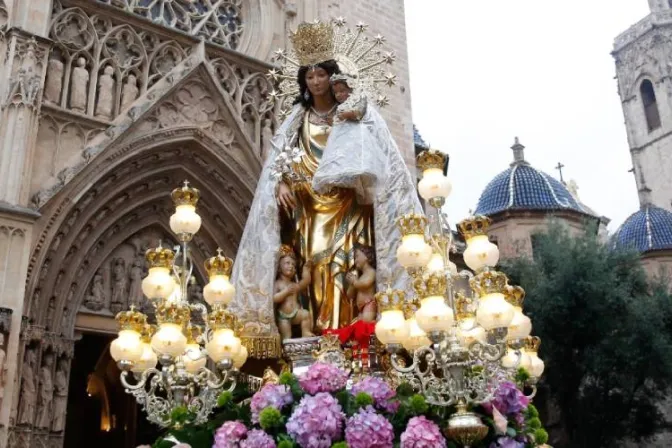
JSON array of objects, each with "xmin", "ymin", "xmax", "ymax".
[
  {"xmin": 331, "ymin": 75, "xmax": 366, "ymax": 123},
  {"xmin": 346, "ymin": 243, "xmax": 377, "ymax": 323},
  {"xmin": 274, "ymin": 244, "xmax": 314, "ymax": 340}
]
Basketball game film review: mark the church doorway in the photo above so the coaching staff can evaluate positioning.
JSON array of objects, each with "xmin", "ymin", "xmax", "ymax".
[{"xmin": 63, "ymin": 332, "xmax": 160, "ymax": 448}]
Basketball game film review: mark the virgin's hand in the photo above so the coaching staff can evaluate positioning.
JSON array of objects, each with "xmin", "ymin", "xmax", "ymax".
[{"xmin": 277, "ymin": 182, "xmax": 296, "ymax": 211}]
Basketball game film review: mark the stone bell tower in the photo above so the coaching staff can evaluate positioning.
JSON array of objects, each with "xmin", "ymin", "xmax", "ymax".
[{"xmin": 613, "ymin": 1, "xmax": 672, "ymax": 210}]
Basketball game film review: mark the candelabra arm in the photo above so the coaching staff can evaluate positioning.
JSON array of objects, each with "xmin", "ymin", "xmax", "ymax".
[
  {"xmin": 120, "ymin": 368, "xmax": 161, "ymax": 390},
  {"xmin": 390, "ymin": 353, "xmax": 416, "ymax": 374},
  {"xmin": 190, "ymin": 302, "xmax": 210, "ymax": 334}
]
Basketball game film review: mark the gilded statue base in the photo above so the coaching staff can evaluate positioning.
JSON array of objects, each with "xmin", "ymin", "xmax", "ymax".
[{"xmin": 282, "ymin": 336, "xmax": 322, "ymax": 375}]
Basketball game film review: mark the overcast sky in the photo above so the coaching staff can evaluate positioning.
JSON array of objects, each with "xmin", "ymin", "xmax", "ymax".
[{"xmin": 405, "ymin": 0, "xmax": 650, "ymax": 231}]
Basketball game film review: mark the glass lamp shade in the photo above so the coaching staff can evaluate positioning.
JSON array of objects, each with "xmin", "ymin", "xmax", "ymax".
[
  {"xmin": 416, "ymin": 295, "xmax": 454, "ymax": 333},
  {"xmin": 418, "ymin": 168, "xmax": 452, "ymax": 201},
  {"xmin": 233, "ymin": 345, "xmax": 248, "ymax": 369},
  {"xmin": 402, "ymin": 317, "xmax": 431, "ymax": 351},
  {"xmin": 170, "ymin": 204, "xmax": 202, "ymax": 235},
  {"xmin": 110, "ymin": 330, "xmax": 143, "ymax": 363},
  {"xmin": 528, "ymin": 352, "xmax": 545, "ymax": 377},
  {"xmin": 447, "ymin": 261, "xmax": 458, "ymax": 276},
  {"xmin": 456, "ymin": 325, "xmax": 486, "ymax": 348},
  {"xmin": 183, "ymin": 343, "xmax": 207, "ymax": 374},
  {"xmin": 131, "ymin": 342, "xmax": 158, "ymax": 374},
  {"xmin": 375, "ymin": 310, "xmax": 409, "ymax": 345},
  {"xmin": 396, "ymin": 234, "xmax": 432, "ymax": 269},
  {"xmin": 206, "ymin": 329, "xmax": 242, "ymax": 363},
  {"xmin": 166, "ymin": 280, "xmax": 182, "ymax": 305},
  {"xmin": 463, "ymin": 235, "xmax": 499, "ymax": 271},
  {"xmin": 141, "ymin": 267, "xmax": 175, "ymax": 300},
  {"xmin": 426, "ymin": 253, "xmax": 445, "ymax": 273},
  {"xmin": 506, "ymin": 307, "xmax": 532, "ymax": 341},
  {"xmin": 203, "ymin": 274, "xmax": 235, "ymax": 306},
  {"xmin": 151, "ymin": 323, "xmax": 187, "ymax": 357},
  {"xmin": 502, "ymin": 348, "xmax": 531, "ymax": 371},
  {"xmin": 476, "ymin": 292, "xmax": 515, "ymax": 330}
]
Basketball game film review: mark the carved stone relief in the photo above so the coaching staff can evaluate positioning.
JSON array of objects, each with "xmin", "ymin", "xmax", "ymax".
[{"xmin": 614, "ymin": 28, "xmax": 672, "ymax": 99}]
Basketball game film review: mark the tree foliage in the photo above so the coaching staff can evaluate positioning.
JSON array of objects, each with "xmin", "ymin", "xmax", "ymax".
[{"xmin": 501, "ymin": 222, "xmax": 672, "ymax": 447}]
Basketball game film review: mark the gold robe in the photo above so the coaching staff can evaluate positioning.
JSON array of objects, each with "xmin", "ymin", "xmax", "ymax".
[{"xmin": 287, "ymin": 113, "xmax": 374, "ymax": 331}]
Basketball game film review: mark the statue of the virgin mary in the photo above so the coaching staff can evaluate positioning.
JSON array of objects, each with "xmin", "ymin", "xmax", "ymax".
[{"xmin": 229, "ymin": 20, "xmax": 422, "ymax": 358}]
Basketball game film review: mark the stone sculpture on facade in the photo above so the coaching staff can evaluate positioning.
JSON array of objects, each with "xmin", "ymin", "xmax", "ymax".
[
  {"xmin": 110, "ymin": 258, "xmax": 127, "ymax": 314},
  {"xmin": 69, "ymin": 57, "xmax": 89, "ymax": 113},
  {"xmin": 35, "ymin": 354, "xmax": 54, "ymax": 429},
  {"xmin": 128, "ymin": 257, "xmax": 144, "ymax": 308},
  {"xmin": 95, "ymin": 66, "xmax": 115, "ymax": 120},
  {"xmin": 44, "ymin": 54, "xmax": 64, "ymax": 104},
  {"xmin": 17, "ymin": 349, "xmax": 36, "ymax": 425},
  {"xmin": 51, "ymin": 358, "xmax": 68, "ymax": 432},
  {"xmin": 121, "ymin": 74, "xmax": 139, "ymax": 111},
  {"xmin": 84, "ymin": 270, "xmax": 106, "ymax": 311},
  {"xmin": 0, "ymin": 333, "xmax": 6, "ymax": 408}
]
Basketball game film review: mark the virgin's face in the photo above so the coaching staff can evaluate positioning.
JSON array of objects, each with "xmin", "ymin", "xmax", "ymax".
[
  {"xmin": 305, "ymin": 67, "xmax": 331, "ymax": 97},
  {"xmin": 280, "ymin": 256, "xmax": 296, "ymax": 277}
]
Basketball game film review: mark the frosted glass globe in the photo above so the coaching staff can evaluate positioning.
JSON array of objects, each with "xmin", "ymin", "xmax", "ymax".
[
  {"xmin": 418, "ymin": 168, "xmax": 452, "ymax": 201},
  {"xmin": 463, "ymin": 235, "xmax": 499, "ymax": 271},
  {"xmin": 141, "ymin": 267, "xmax": 175, "ymax": 300},
  {"xmin": 456, "ymin": 325, "xmax": 486, "ymax": 348},
  {"xmin": 233, "ymin": 345, "xmax": 248, "ymax": 369},
  {"xmin": 203, "ymin": 274, "xmax": 235, "ymax": 306},
  {"xmin": 110, "ymin": 330, "xmax": 143, "ymax": 363},
  {"xmin": 131, "ymin": 342, "xmax": 158, "ymax": 374},
  {"xmin": 375, "ymin": 310, "xmax": 409, "ymax": 345},
  {"xmin": 206, "ymin": 329, "xmax": 241, "ymax": 363},
  {"xmin": 396, "ymin": 234, "xmax": 432, "ymax": 269},
  {"xmin": 151, "ymin": 323, "xmax": 187, "ymax": 357},
  {"xmin": 502, "ymin": 348, "xmax": 531, "ymax": 371},
  {"xmin": 426, "ymin": 253, "xmax": 445, "ymax": 273},
  {"xmin": 183, "ymin": 343, "xmax": 207, "ymax": 374},
  {"xmin": 416, "ymin": 296, "xmax": 454, "ymax": 333},
  {"xmin": 402, "ymin": 317, "xmax": 431, "ymax": 351},
  {"xmin": 528, "ymin": 352, "xmax": 545, "ymax": 377},
  {"xmin": 506, "ymin": 308, "xmax": 532, "ymax": 341},
  {"xmin": 170, "ymin": 204, "xmax": 202, "ymax": 235},
  {"xmin": 476, "ymin": 292, "xmax": 514, "ymax": 330}
]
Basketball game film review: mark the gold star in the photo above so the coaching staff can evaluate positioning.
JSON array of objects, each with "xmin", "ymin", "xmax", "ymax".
[
  {"xmin": 267, "ymin": 68, "xmax": 281, "ymax": 82},
  {"xmin": 383, "ymin": 52, "xmax": 396, "ymax": 64},
  {"xmin": 356, "ymin": 22, "xmax": 368, "ymax": 32},
  {"xmin": 384, "ymin": 73, "xmax": 397, "ymax": 86},
  {"xmin": 373, "ymin": 34, "xmax": 385, "ymax": 45},
  {"xmin": 269, "ymin": 90, "xmax": 280, "ymax": 102},
  {"xmin": 334, "ymin": 16, "xmax": 347, "ymax": 27},
  {"xmin": 377, "ymin": 95, "xmax": 390, "ymax": 107},
  {"xmin": 273, "ymin": 49, "xmax": 286, "ymax": 60}
]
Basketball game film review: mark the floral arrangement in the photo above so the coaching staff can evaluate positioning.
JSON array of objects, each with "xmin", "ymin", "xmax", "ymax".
[{"xmin": 145, "ymin": 362, "xmax": 549, "ymax": 448}]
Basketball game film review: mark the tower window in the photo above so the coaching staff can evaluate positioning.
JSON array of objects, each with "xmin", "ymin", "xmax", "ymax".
[{"xmin": 640, "ymin": 80, "xmax": 662, "ymax": 132}]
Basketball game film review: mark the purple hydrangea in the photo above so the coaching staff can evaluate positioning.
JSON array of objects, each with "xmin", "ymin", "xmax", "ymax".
[
  {"xmin": 213, "ymin": 420, "xmax": 248, "ymax": 448},
  {"xmin": 350, "ymin": 376, "xmax": 398, "ymax": 413},
  {"xmin": 240, "ymin": 429, "xmax": 277, "ymax": 448},
  {"xmin": 286, "ymin": 392, "xmax": 345, "ymax": 448},
  {"xmin": 482, "ymin": 381, "xmax": 530, "ymax": 416},
  {"xmin": 298, "ymin": 362, "xmax": 349, "ymax": 395},
  {"xmin": 400, "ymin": 416, "xmax": 447, "ymax": 448},
  {"xmin": 345, "ymin": 407, "xmax": 395, "ymax": 448},
  {"xmin": 250, "ymin": 383, "xmax": 293, "ymax": 423},
  {"xmin": 489, "ymin": 437, "xmax": 525, "ymax": 448}
]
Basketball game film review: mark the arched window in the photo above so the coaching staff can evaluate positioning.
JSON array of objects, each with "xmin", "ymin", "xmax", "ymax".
[{"xmin": 641, "ymin": 80, "xmax": 662, "ymax": 132}]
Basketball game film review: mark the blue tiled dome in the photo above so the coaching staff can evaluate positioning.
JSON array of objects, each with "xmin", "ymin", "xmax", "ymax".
[
  {"xmin": 611, "ymin": 206, "xmax": 672, "ymax": 253},
  {"xmin": 475, "ymin": 164, "xmax": 586, "ymax": 216}
]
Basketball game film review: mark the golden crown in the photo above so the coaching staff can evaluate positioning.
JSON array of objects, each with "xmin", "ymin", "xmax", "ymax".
[
  {"xmin": 186, "ymin": 325, "xmax": 202, "ymax": 345},
  {"xmin": 155, "ymin": 302, "xmax": 191, "ymax": 326},
  {"xmin": 469, "ymin": 270, "xmax": 509, "ymax": 297},
  {"xmin": 397, "ymin": 213, "xmax": 428, "ymax": 236},
  {"xmin": 402, "ymin": 300, "xmax": 420, "ymax": 319},
  {"xmin": 290, "ymin": 21, "xmax": 335, "ymax": 66},
  {"xmin": 416, "ymin": 149, "xmax": 445, "ymax": 172},
  {"xmin": 420, "ymin": 271, "xmax": 447, "ymax": 299},
  {"xmin": 208, "ymin": 308, "xmax": 237, "ymax": 331},
  {"xmin": 504, "ymin": 285, "xmax": 525, "ymax": 308},
  {"xmin": 455, "ymin": 292, "xmax": 476, "ymax": 321},
  {"xmin": 115, "ymin": 307, "xmax": 147, "ymax": 333},
  {"xmin": 171, "ymin": 180, "xmax": 200, "ymax": 207},
  {"xmin": 375, "ymin": 286, "xmax": 406, "ymax": 312},
  {"xmin": 205, "ymin": 248, "xmax": 233, "ymax": 277},
  {"xmin": 457, "ymin": 215, "xmax": 492, "ymax": 241},
  {"xmin": 140, "ymin": 324, "xmax": 156, "ymax": 342},
  {"xmin": 524, "ymin": 336, "xmax": 541, "ymax": 353},
  {"xmin": 278, "ymin": 244, "xmax": 296, "ymax": 260},
  {"xmin": 145, "ymin": 244, "xmax": 175, "ymax": 269}
]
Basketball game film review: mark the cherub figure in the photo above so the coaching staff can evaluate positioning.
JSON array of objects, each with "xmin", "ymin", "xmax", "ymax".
[
  {"xmin": 346, "ymin": 243, "xmax": 377, "ymax": 323},
  {"xmin": 274, "ymin": 245, "xmax": 314, "ymax": 340}
]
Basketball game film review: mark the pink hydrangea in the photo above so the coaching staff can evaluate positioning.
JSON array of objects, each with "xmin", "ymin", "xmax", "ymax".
[
  {"xmin": 345, "ymin": 407, "xmax": 395, "ymax": 448},
  {"xmin": 298, "ymin": 362, "xmax": 349, "ymax": 395},
  {"xmin": 350, "ymin": 376, "xmax": 398, "ymax": 412},
  {"xmin": 400, "ymin": 416, "xmax": 447, "ymax": 448},
  {"xmin": 250, "ymin": 383, "xmax": 293, "ymax": 423},
  {"xmin": 213, "ymin": 420, "xmax": 248, "ymax": 448},
  {"xmin": 286, "ymin": 392, "xmax": 345, "ymax": 448},
  {"xmin": 240, "ymin": 430, "xmax": 277, "ymax": 448}
]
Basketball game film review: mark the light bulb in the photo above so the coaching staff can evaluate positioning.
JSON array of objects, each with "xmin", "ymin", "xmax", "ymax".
[
  {"xmin": 416, "ymin": 295, "xmax": 454, "ymax": 333},
  {"xmin": 141, "ymin": 266, "xmax": 175, "ymax": 300},
  {"xmin": 507, "ymin": 307, "xmax": 532, "ymax": 341},
  {"xmin": 402, "ymin": 317, "xmax": 431, "ymax": 351},
  {"xmin": 203, "ymin": 274, "xmax": 235, "ymax": 306},
  {"xmin": 476, "ymin": 292, "xmax": 514, "ymax": 330},
  {"xmin": 151, "ymin": 323, "xmax": 187, "ymax": 357},
  {"xmin": 375, "ymin": 310, "xmax": 409, "ymax": 345},
  {"xmin": 396, "ymin": 234, "xmax": 432, "ymax": 269},
  {"xmin": 170, "ymin": 204, "xmax": 202, "ymax": 235},
  {"xmin": 131, "ymin": 342, "xmax": 158, "ymax": 374},
  {"xmin": 463, "ymin": 235, "xmax": 499, "ymax": 271},
  {"xmin": 110, "ymin": 330, "xmax": 143, "ymax": 363},
  {"xmin": 418, "ymin": 168, "xmax": 452, "ymax": 201},
  {"xmin": 206, "ymin": 329, "xmax": 242, "ymax": 363},
  {"xmin": 183, "ymin": 343, "xmax": 207, "ymax": 374}
]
